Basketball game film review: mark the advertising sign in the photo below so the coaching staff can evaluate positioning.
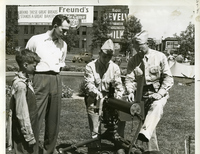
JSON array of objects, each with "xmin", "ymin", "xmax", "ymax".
[
  {"xmin": 104, "ymin": 8, "xmax": 129, "ymax": 42},
  {"xmin": 18, "ymin": 5, "xmax": 94, "ymax": 27}
]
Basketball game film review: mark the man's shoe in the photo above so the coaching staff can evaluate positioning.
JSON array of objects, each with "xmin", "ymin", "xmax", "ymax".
[{"xmin": 137, "ymin": 133, "xmax": 149, "ymax": 142}]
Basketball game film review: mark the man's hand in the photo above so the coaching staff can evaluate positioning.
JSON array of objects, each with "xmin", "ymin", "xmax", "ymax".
[
  {"xmin": 150, "ymin": 93, "xmax": 162, "ymax": 100},
  {"xmin": 28, "ymin": 138, "xmax": 36, "ymax": 146},
  {"xmin": 127, "ymin": 93, "xmax": 135, "ymax": 102}
]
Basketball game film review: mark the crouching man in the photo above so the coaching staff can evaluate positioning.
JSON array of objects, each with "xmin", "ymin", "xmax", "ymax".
[{"xmin": 84, "ymin": 39, "xmax": 125, "ymax": 145}]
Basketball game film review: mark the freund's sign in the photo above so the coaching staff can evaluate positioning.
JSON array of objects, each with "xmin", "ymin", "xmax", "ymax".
[{"xmin": 18, "ymin": 5, "xmax": 94, "ymax": 27}]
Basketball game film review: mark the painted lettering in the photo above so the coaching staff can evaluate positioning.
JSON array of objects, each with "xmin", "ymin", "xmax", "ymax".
[
  {"xmin": 29, "ymin": 10, "xmax": 37, "ymax": 14},
  {"xmin": 59, "ymin": 7, "xmax": 89, "ymax": 13},
  {"xmin": 108, "ymin": 13, "xmax": 128, "ymax": 21},
  {"xmin": 111, "ymin": 30, "xmax": 124, "ymax": 39}
]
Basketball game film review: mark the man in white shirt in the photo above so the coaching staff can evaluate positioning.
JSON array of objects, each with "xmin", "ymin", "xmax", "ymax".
[{"xmin": 26, "ymin": 14, "xmax": 70, "ymax": 154}]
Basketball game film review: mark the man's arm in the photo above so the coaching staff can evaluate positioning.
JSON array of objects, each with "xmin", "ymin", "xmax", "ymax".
[
  {"xmin": 13, "ymin": 82, "xmax": 36, "ymax": 145},
  {"xmin": 157, "ymin": 54, "xmax": 174, "ymax": 97},
  {"xmin": 84, "ymin": 64, "xmax": 103, "ymax": 99},
  {"xmin": 59, "ymin": 42, "xmax": 68, "ymax": 69},
  {"xmin": 125, "ymin": 59, "xmax": 138, "ymax": 102},
  {"xmin": 25, "ymin": 36, "xmax": 36, "ymax": 52},
  {"xmin": 113, "ymin": 66, "xmax": 124, "ymax": 99}
]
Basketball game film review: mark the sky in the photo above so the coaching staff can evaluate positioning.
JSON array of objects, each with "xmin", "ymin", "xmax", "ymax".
[
  {"xmin": 128, "ymin": 4, "xmax": 195, "ymax": 40},
  {"xmin": 0, "ymin": 0, "xmax": 195, "ymax": 40}
]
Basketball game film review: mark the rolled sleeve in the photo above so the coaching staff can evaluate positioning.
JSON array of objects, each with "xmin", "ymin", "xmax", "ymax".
[
  {"xmin": 125, "ymin": 71, "xmax": 137, "ymax": 94},
  {"xmin": 158, "ymin": 54, "xmax": 174, "ymax": 96},
  {"xmin": 113, "ymin": 67, "xmax": 124, "ymax": 98},
  {"xmin": 84, "ymin": 64, "xmax": 101, "ymax": 98}
]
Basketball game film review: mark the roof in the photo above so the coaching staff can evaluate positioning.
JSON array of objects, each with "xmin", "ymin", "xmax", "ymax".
[{"xmin": 164, "ymin": 37, "xmax": 178, "ymax": 41}]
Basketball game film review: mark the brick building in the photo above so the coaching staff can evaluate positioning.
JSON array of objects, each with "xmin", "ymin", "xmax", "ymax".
[{"xmin": 6, "ymin": 5, "xmax": 129, "ymax": 54}]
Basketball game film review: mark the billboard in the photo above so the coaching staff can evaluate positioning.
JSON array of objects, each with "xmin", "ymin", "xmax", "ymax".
[
  {"xmin": 18, "ymin": 5, "xmax": 94, "ymax": 27},
  {"xmin": 104, "ymin": 7, "xmax": 129, "ymax": 42}
]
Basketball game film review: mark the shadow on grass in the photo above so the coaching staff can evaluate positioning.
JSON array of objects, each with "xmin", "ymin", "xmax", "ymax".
[{"xmin": 56, "ymin": 142, "xmax": 117, "ymax": 154}]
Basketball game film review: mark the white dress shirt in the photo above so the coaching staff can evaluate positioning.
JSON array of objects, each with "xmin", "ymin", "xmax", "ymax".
[{"xmin": 26, "ymin": 30, "xmax": 67, "ymax": 73}]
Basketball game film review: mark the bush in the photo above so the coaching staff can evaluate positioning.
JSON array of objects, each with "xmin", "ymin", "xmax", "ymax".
[
  {"xmin": 6, "ymin": 64, "xmax": 19, "ymax": 72},
  {"xmin": 61, "ymin": 83, "xmax": 74, "ymax": 98},
  {"xmin": 61, "ymin": 65, "xmax": 85, "ymax": 72},
  {"xmin": 78, "ymin": 80, "xmax": 87, "ymax": 97}
]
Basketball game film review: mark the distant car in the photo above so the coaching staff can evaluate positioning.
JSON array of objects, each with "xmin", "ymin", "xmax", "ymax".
[{"xmin": 72, "ymin": 52, "xmax": 93, "ymax": 63}]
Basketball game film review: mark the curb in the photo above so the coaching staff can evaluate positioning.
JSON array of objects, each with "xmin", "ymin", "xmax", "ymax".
[{"xmin": 6, "ymin": 71, "xmax": 84, "ymax": 77}]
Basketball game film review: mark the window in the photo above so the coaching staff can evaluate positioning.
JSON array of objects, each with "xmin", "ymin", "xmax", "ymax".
[
  {"xmin": 82, "ymin": 26, "xmax": 87, "ymax": 35},
  {"xmin": 94, "ymin": 11, "xmax": 98, "ymax": 21},
  {"xmin": 82, "ymin": 31, "xmax": 86, "ymax": 35},
  {"xmin": 24, "ymin": 39, "xmax": 28, "ymax": 46},
  {"xmin": 30, "ymin": 26, "xmax": 35, "ymax": 34},
  {"xmin": 24, "ymin": 26, "xmax": 28, "ymax": 34},
  {"xmin": 82, "ymin": 40, "xmax": 85, "ymax": 48}
]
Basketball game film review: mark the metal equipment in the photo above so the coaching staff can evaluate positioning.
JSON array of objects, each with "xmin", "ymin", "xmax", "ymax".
[{"xmin": 58, "ymin": 97, "xmax": 145, "ymax": 154}]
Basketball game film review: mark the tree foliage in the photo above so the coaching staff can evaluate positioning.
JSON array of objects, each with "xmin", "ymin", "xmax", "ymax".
[
  {"xmin": 173, "ymin": 22, "xmax": 194, "ymax": 57},
  {"xmin": 120, "ymin": 15, "xmax": 142, "ymax": 54},
  {"xmin": 90, "ymin": 16, "xmax": 112, "ymax": 51},
  {"xmin": 62, "ymin": 28, "xmax": 79, "ymax": 52},
  {"xmin": 6, "ymin": 5, "xmax": 19, "ymax": 54}
]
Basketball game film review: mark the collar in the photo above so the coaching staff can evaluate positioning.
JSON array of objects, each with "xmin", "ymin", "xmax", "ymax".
[
  {"xmin": 144, "ymin": 48, "xmax": 152, "ymax": 59},
  {"xmin": 14, "ymin": 72, "xmax": 31, "ymax": 83},
  {"xmin": 97, "ymin": 59, "xmax": 110, "ymax": 68},
  {"xmin": 44, "ymin": 30, "xmax": 62, "ymax": 44}
]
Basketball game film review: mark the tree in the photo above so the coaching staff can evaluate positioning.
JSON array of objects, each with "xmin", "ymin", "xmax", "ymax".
[
  {"xmin": 62, "ymin": 28, "xmax": 79, "ymax": 52},
  {"xmin": 147, "ymin": 38, "xmax": 157, "ymax": 50},
  {"xmin": 173, "ymin": 22, "xmax": 195, "ymax": 58},
  {"xmin": 120, "ymin": 15, "xmax": 142, "ymax": 55},
  {"xmin": 90, "ymin": 16, "xmax": 112, "ymax": 51},
  {"xmin": 6, "ymin": 5, "xmax": 19, "ymax": 54}
]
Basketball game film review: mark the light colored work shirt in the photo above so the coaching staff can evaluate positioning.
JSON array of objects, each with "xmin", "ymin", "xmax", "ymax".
[
  {"xmin": 125, "ymin": 49, "xmax": 174, "ymax": 97},
  {"xmin": 26, "ymin": 30, "xmax": 67, "ymax": 73},
  {"xmin": 11, "ymin": 72, "xmax": 35, "ymax": 142},
  {"xmin": 84, "ymin": 59, "xmax": 124, "ymax": 99}
]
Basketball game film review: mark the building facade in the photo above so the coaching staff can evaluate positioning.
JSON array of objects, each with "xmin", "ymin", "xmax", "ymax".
[
  {"xmin": 6, "ymin": 5, "xmax": 129, "ymax": 54},
  {"xmin": 162, "ymin": 37, "xmax": 180, "ymax": 54}
]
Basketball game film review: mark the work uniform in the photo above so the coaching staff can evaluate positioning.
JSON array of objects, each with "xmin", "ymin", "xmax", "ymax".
[
  {"xmin": 125, "ymin": 48, "xmax": 174, "ymax": 151},
  {"xmin": 85, "ymin": 59, "xmax": 124, "ymax": 137},
  {"xmin": 84, "ymin": 39, "xmax": 124, "ymax": 139},
  {"xmin": 10, "ymin": 72, "xmax": 39, "ymax": 154},
  {"xmin": 26, "ymin": 30, "xmax": 67, "ymax": 154}
]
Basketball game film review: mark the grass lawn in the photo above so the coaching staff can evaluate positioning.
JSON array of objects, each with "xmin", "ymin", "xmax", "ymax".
[{"xmin": 6, "ymin": 77, "xmax": 195, "ymax": 154}]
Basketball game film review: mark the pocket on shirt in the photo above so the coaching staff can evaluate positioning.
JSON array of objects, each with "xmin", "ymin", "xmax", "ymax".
[{"xmin": 148, "ymin": 65, "xmax": 161, "ymax": 81}]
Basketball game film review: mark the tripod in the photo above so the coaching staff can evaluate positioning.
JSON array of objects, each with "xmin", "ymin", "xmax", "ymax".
[{"xmin": 58, "ymin": 97, "xmax": 145, "ymax": 154}]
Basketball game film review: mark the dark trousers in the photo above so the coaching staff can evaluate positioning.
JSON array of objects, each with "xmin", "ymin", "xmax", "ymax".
[{"xmin": 33, "ymin": 73, "xmax": 62, "ymax": 154}]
